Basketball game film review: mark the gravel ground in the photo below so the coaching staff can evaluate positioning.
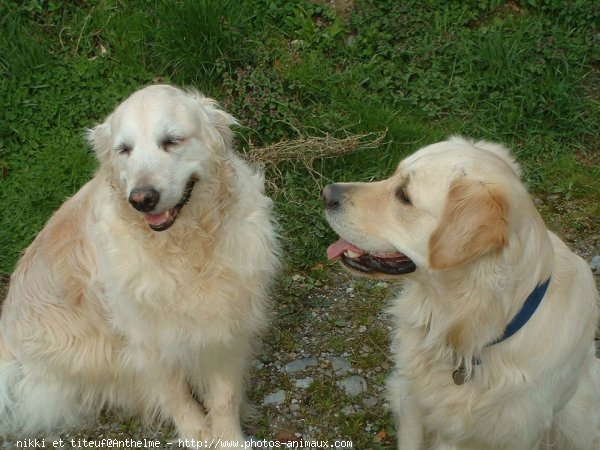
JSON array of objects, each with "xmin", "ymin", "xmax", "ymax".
[{"xmin": 1, "ymin": 195, "xmax": 599, "ymax": 449}]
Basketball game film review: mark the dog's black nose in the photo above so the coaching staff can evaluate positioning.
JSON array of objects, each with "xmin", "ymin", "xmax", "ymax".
[
  {"xmin": 323, "ymin": 184, "xmax": 344, "ymax": 210},
  {"xmin": 129, "ymin": 187, "xmax": 160, "ymax": 212}
]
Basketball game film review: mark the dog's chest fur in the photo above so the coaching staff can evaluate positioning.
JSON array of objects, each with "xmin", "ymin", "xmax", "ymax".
[
  {"xmin": 90, "ymin": 176, "xmax": 277, "ymax": 355},
  {"xmin": 388, "ymin": 263, "xmax": 598, "ymax": 448}
]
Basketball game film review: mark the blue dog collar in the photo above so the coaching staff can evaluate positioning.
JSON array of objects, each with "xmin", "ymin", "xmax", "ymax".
[
  {"xmin": 452, "ymin": 277, "xmax": 551, "ymax": 385},
  {"xmin": 488, "ymin": 277, "xmax": 551, "ymax": 346}
]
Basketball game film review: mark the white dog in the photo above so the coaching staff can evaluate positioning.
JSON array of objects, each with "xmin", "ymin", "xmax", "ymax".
[
  {"xmin": 324, "ymin": 137, "xmax": 600, "ymax": 449},
  {"xmin": 0, "ymin": 85, "xmax": 279, "ymax": 446}
]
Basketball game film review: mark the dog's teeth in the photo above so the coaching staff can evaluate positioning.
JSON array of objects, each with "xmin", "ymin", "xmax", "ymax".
[{"xmin": 346, "ymin": 250, "xmax": 361, "ymax": 258}]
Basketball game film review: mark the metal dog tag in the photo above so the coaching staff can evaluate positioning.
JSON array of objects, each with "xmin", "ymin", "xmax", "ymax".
[{"xmin": 452, "ymin": 366, "xmax": 467, "ymax": 385}]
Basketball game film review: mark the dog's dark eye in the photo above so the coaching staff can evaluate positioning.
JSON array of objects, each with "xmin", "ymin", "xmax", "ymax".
[
  {"xmin": 396, "ymin": 186, "xmax": 412, "ymax": 205},
  {"xmin": 117, "ymin": 144, "xmax": 132, "ymax": 155},
  {"xmin": 161, "ymin": 136, "xmax": 184, "ymax": 151}
]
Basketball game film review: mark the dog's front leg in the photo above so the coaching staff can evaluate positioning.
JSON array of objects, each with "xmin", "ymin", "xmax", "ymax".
[
  {"xmin": 388, "ymin": 375, "xmax": 425, "ymax": 450},
  {"xmin": 397, "ymin": 400, "xmax": 425, "ymax": 450},
  {"xmin": 202, "ymin": 347, "xmax": 249, "ymax": 448},
  {"xmin": 155, "ymin": 372, "xmax": 209, "ymax": 444}
]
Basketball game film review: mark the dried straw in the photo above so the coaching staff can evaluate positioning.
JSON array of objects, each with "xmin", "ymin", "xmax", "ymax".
[{"xmin": 242, "ymin": 131, "xmax": 387, "ymax": 192}]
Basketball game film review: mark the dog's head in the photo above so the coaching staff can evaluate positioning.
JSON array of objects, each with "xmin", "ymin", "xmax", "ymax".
[
  {"xmin": 324, "ymin": 137, "xmax": 526, "ymax": 279},
  {"xmin": 87, "ymin": 84, "xmax": 237, "ymax": 231}
]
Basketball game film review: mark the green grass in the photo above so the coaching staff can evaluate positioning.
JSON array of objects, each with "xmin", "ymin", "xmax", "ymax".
[{"xmin": 1, "ymin": 0, "xmax": 598, "ymax": 275}]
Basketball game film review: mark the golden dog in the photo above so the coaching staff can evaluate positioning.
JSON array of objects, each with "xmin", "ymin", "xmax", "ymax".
[
  {"xmin": 1, "ymin": 85, "xmax": 279, "ymax": 447},
  {"xmin": 325, "ymin": 137, "xmax": 600, "ymax": 449}
]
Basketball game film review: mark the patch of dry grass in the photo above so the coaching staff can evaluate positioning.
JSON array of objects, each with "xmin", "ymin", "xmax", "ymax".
[{"xmin": 244, "ymin": 131, "xmax": 386, "ymax": 191}]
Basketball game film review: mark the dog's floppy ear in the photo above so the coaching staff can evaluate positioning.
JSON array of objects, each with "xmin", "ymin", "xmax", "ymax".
[
  {"xmin": 188, "ymin": 91, "xmax": 239, "ymax": 150},
  {"xmin": 86, "ymin": 115, "xmax": 113, "ymax": 165},
  {"xmin": 429, "ymin": 178, "xmax": 508, "ymax": 271}
]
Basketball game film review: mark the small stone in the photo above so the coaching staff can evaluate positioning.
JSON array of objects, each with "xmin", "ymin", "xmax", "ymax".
[
  {"xmin": 345, "ymin": 287, "xmax": 354, "ymax": 294},
  {"xmin": 590, "ymin": 255, "xmax": 600, "ymax": 270},
  {"xmin": 375, "ymin": 281, "xmax": 388, "ymax": 289},
  {"xmin": 306, "ymin": 408, "xmax": 319, "ymax": 416},
  {"xmin": 285, "ymin": 357, "xmax": 318, "ymax": 373},
  {"xmin": 295, "ymin": 377, "xmax": 314, "ymax": 389},
  {"xmin": 338, "ymin": 375, "xmax": 367, "ymax": 397},
  {"xmin": 533, "ymin": 197, "xmax": 544, "ymax": 206},
  {"xmin": 363, "ymin": 396, "xmax": 378, "ymax": 408},
  {"xmin": 329, "ymin": 356, "xmax": 352, "ymax": 374},
  {"xmin": 334, "ymin": 319, "xmax": 347, "ymax": 328},
  {"xmin": 358, "ymin": 325, "xmax": 367, "ymax": 333},
  {"xmin": 252, "ymin": 360, "xmax": 264, "ymax": 370},
  {"xmin": 289, "ymin": 403, "xmax": 301, "ymax": 412},
  {"xmin": 262, "ymin": 390, "xmax": 286, "ymax": 406},
  {"xmin": 341, "ymin": 405, "xmax": 357, "ymax": 416}
]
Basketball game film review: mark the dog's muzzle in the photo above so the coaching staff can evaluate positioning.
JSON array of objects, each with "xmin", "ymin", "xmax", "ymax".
[{"xmin": 131, "ymin": 177, "xmax": 198, "ymax": 232}]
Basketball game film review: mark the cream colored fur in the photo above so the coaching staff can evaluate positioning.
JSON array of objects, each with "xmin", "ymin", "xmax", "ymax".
[
  {"xmin": 0, "ymin": 85, "xmax": 279, "ymax": 447},
  {"xmin": 326, "ymin": 137, "xmax": 600, "ymax": 449}
]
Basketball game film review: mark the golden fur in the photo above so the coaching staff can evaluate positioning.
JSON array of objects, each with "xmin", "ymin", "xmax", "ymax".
[
  {"xmin": 325, "ymin": 137, "xmax": 600, "ymax": 449},
  {"xmin": 428, "ymin": 178, "xmax": 509, "ymax": 271},
  {"xmin": 0, "ymin": 85, "xmax": 279, "ymax": 446}
]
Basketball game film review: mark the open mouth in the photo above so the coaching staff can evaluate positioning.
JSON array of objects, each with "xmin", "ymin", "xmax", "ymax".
[
  {"xmin": 144, "ymin": 177, "xmax": 197, "ymax": 231},
  {"xmin": 327, "ymin": 239, "xmax": 416, "ymax": 275}
]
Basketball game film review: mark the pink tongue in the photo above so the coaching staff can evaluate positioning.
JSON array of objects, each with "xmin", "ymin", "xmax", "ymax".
[
  {"xmin": 145, "ymin": 210, "xmax": 170, "ymax": 225},
  {"xmin": 326, "ymin": 239, "xmax": 365, "ymax": 260}
]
